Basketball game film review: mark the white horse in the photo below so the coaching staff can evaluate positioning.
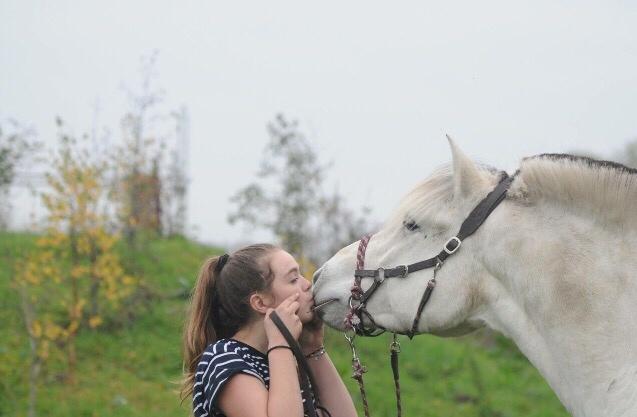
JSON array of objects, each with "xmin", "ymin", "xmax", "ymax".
[{"xmin": 312, "ymin": 139, "xmax": 637, "ymax": 417}]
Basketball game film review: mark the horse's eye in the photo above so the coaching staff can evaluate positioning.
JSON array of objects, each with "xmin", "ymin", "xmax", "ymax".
[{"xmin": 403, "ymin": 219, "xmax": 420, "ymax": 232}]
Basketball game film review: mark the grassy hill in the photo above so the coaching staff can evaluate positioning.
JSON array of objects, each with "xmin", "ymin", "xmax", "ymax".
[{"xmin": 0, "ymin": 232, "xmax": 569, "ymax": 417}]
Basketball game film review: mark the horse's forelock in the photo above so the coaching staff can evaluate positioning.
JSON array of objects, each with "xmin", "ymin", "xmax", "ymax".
[{"xmin": 385, "ymin": 163, "xmax": 500, "ymax": 232}]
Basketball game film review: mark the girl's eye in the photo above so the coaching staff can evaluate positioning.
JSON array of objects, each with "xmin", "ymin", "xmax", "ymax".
[{"xmin": 403, "ymin": 219, "xmax": 420, "ymax": 232}]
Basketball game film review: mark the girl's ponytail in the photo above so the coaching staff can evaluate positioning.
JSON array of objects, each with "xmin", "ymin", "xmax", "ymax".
[{"xmin": 180, "ymin": 255, "xmax": 222, "ymax": 403}]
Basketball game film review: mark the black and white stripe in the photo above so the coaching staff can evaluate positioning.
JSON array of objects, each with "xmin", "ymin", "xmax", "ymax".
[
  {"xmin": 192, "ymin": 338, "xmax": 270, "ymax": 417},
  {"xmin": 192, "ymin": 338, "xmax": 315, "ymax": 417}
]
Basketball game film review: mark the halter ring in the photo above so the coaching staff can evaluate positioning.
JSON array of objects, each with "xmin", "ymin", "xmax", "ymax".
[{"xmin": 443, "ymin": 236, "xmax": 462, "ymax": 254}]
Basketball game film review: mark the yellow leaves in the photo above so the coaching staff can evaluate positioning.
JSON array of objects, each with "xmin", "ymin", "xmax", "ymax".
[
  {"xmin": 76, "ymin": 236, "xmax": 92, "ymax": 257},
  {"xmin": 14, "ymin": 131, "xmax": 141, "ymax": 372},
  {"xmin": 94, "ymin": 230, "xmax": 118, "ymax": 252},
  {"xmin": 67, "ymin": 320, "xmax": 80, "ymax": 335},
  {"xmin": 15, "ymin": 255, "xmax": 43, "ymax": 286},
  {"xmin": 28, "ymin": 319, "xmax": 66, "ymax": 361},
  {"xmin": 44, "ymin": 322, "xmax": 64, "ymax": 340},
  {"xmin": 69, "ymin": 299, "xmax": 86, "ymax": 320},
  {"xmin": 30, "ymin": 320, "xmax": 42, "ymax": 338},
  {"xmin": 298, "ymin": 255, "xmax": 317, "ymax": 282},
  {"xmin": 41, "ymin": 146, "xmax": 107, "ymax": 236},
  {"xmin": 14, "ymin": 250, "xmax": 62, "ymax": 287},
  {"xmin": 70, "ymin": 265, "xmax": 88, "ymax": 280},
  {"xmin": 121, "ymin": 275, "xmax": 135, "ymax": 286},
  {"xmin": 21, "ymin": 265, "xmax": 41, "ymax": 286},
  {"xmin": 37, "ymin": 340, "xmax": 50, "ymax": 361},
  {"xmin": 88, "ymin": 316, "xmax": 103, "ymax": 329},
  {"xmin": 37, "ymin": 231, "xmax": 67, "ymax": 248},
  {"xmin": 38, "ymin": 249, "xmax": 55, "ymax": 263},
  {"xmin": 16, "ymin": 219, "xmax": 139, "ymax": 364}
]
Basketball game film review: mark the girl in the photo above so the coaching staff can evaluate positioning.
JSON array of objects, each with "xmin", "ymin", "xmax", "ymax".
[{"xmin": 181, "ymin": 243, "xmax": 357, "ymax": 417}]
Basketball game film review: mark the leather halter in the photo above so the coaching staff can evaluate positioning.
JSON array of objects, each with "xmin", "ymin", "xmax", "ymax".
[{"xmin": 347, "ymin": 173, "xmax": 514, "ymax": 339}]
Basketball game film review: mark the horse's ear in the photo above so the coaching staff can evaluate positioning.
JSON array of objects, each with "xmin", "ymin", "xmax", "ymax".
[{"xmin": 446, "ymin": 135, "xmax": 490, "ymax": 198}]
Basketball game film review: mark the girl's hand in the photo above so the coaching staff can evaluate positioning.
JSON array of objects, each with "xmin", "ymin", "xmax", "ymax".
[
  {"xmin": 264, "ymin": 292, "xmax": 302, "ymax": 346},
  {"xmin": 299, "ymin": 313, "xmax": 324, "ymax": 355}
]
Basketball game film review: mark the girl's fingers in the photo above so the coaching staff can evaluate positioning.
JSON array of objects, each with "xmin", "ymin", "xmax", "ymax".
[
  {"xmin": 287, "ymin": 301, "xmax": 300, "ymax": 313},
  {"xmin": 279, "ymin": 292, "xmax": 300, "ymax": 308}
]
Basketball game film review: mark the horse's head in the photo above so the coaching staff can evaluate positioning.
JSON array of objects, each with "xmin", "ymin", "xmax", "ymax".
[{"xmin": 312, "ymin": 138, "xmax": 509, "ymax": 337}]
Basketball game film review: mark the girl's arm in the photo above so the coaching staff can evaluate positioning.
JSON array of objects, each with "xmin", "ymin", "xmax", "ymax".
[
  {"xmin": 266, "ymin": 338, "xmax": 304, "ymax": 417},
  {"xmin": 306, "ymin": 351, "xmax": 358, "ymax": 417},
  {"xmin": 218, "ymin": 338, "xmax": 304, "ymax": 417},
  {"xmin": 300, "ymin": 316, "xmax": 358, "ymax": 417}
]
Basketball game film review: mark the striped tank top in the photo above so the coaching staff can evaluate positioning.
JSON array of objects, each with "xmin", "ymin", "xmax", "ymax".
[{"xmin": 192, "ymin": 338, "xmax": 315, "ymax": 417}]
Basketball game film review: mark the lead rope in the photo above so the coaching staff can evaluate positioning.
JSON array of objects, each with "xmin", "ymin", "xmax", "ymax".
[
  {"xmin": 345, "ymin": 330, "xmax": 404, "ymax": 417},
  {"xmin": 390, "ymin": 333, "xmax": 402, "ymax": 417},
  {"xmin": 346, "ymin": 233, "xmax": 372, "ymax": 417},
  {"xmin": 344, "ymin": 331, "xmax": 371, "ymax": 417}
]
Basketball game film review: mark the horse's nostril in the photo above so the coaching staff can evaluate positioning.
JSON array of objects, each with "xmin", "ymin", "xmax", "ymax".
[{"xmin": 312, "ymin": 268, "xmax": 322, "ymax": 284}]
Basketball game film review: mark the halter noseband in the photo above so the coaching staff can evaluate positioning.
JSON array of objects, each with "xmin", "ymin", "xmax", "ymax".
[{"xmin": 346, "ymin": 173, "xmax": 514, "ymax": 338}]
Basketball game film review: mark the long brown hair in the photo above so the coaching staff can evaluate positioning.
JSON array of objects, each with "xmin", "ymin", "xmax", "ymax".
[{"xmin": 180, "ymin": 243, "xmax": 278, "ymax": 405}]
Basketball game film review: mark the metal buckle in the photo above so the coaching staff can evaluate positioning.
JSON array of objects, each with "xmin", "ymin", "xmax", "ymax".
[
  {"xmin": 443, "ymin": 236, "xmax": 462, "ymax": 254},
  {"xmin": 390, "ymin": 333, "xmax": 401, "ymax": 353},
  {"xmin": 374, "ymin": 268, "xmax": 385, "ymax": 283}
]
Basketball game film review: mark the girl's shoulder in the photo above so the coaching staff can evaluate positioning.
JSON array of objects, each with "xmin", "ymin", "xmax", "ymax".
[
  {"xmin": 192, "ymin": 339, "xmax": 270, "ymax": 416},
  {"xmin": 202, "ymin": 338, "xmax": 267, "ymax": 362},
  {"xmin": 196, "ymin": 338, "xmax": 269, "ymax": 382}
]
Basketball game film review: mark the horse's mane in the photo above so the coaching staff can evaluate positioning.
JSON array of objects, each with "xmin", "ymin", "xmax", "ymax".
[
  {"xmin": 512, "ymin": 153, "xmax": 637, "ymax": 225},
  {"xmin": 390, "ymin": 153, "xmax": 637, "ymax": 231}
]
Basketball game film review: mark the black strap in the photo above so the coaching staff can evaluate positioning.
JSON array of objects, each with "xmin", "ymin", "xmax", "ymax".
[
  {"xmin": 456, "ymin": 174, "xmax": 514, "ymax": 241},
  {"xmin": 352, "ymin": 173, "xmax": 514, "ymax": 337},
  {"xmin": 359, "ymin": 280, "xmax": 382, "ymax": 305},
  {"xmin": 268, "ymin": 311, "xmax": 331, "ymax": 417},
  {"xmin": 390, "ymin": 348, "xmax": 402, "ymax": 417},
  {"xmin": 355, "ymin": 174, "xmax": 513, "ymax": 280},
  {"xmin": 408, "ymin": 279, "xmax": 436, "ymax": 338},
  {"xmin": 355, "ymin": 264, "xmax": 410, "ymax": 279}
]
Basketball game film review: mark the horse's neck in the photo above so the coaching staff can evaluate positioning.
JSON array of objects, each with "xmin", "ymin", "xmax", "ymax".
[{"xmin": 476, "ymin": 205, "xmax": 637, "ymax": 417}]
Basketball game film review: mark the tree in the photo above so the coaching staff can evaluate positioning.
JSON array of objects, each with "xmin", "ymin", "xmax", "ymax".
[
  {"xmin": 162, "ymin": 106, "xmax": 190, "ymax": 236},
  {"xmin": 112, "ymin": 53, "xmax": 165, "ymax": 246},
  {"xmin": 13, "ymin": 120, "xmax": 137, "ymax": 394},
  {"xmin": 315, "ymin": 188, "xmax": 373, "ymax": 261},
  {"xmin": 229, "ymin": 113, "xmax": 371, "ymax": 267},
  {"xmin": 0, "ymin": 119, "xmax": 38, "ymax": 229},
  {"xmin": 111, "ymin": 52, "xmax": 189, "ymax": 247}
]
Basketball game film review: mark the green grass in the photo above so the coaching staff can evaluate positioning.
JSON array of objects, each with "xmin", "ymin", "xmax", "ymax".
[{"xmin": 0, "ymin": 231, "xmax": 569, "ymax": 417}]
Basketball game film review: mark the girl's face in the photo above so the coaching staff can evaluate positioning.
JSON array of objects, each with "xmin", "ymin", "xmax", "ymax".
[{"xmin": 266, "ymin": 249, "xmax": 315, "ymax": 323}]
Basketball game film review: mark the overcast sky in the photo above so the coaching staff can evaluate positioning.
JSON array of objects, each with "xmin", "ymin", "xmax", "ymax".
[{"xmin": 2, "ymin": 1, "xmax": 636, "ymax": 249}]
